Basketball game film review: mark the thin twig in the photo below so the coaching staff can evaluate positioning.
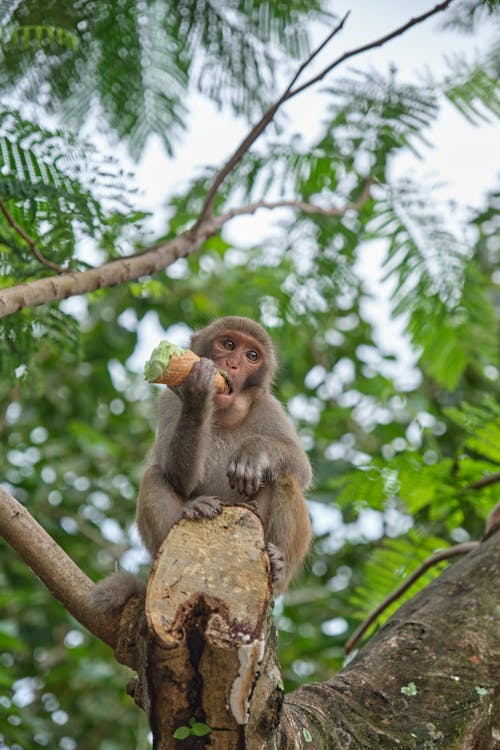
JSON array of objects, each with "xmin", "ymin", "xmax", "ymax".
[
  {"xmin": 213, "ymin": 179, "xmax": 373, "ymax": 228},
  {"xmin": 195, "ymin": 0, "xmax": 454, "ymax": 227},
  {"xmin": 284, "ymin": 11, "xmax": 350, "ymax": 95},
  {"xmin": 0, "ymin": 198, "xmax": 65, "ymax": 274},
  {"xmin": 466, "ymin": 472, "xmax": 500, "ymax": 491},
  {"xmin": 344, "ymin": 540, "xmax": 477, "ymax": 654},
  {"xmin": 288, "ymin": 1, "xmax": 454, "ymax": 100}
]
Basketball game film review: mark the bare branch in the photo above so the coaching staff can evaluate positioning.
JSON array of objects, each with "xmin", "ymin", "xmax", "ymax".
[
  {"xmin": 0, "ymin": 2, "xmax": 456, "ymax": 317},
  {"xmin": 288, "ymin": 1, "xmax": 454, "ymax": 99},
  {"xmin": 0, "ymin": 484, "xmax": 119, "ymax": 648},
  {"xmin": 0, "ymin": 199, "xmax": 65, "ymax": 274},
  {"xmin": 0, "ymin": 227, "xmax": 206, "ymax": 317},
  {"xmin": 192, "ymin": 17, "xmax": 349, "ymax": 230},
  {"xmin": 0, "ymin": 185, "xmax": 372, "ymax": 318},
  {"xmin": 213, "ymin": 179, "xmax": 373, "ymax": 228},
  {"xmin": 467, "ymin": 472, "xmax": 500, "ymax": 491},
  {"xmin": 284, "ymin": 12, "xmax": 350, "ymax": 96}
]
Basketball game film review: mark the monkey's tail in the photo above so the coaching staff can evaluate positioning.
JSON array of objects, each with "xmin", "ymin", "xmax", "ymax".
[{"xmin": 92, "ymin": 570, "xmax": 146, "ymax": 613}]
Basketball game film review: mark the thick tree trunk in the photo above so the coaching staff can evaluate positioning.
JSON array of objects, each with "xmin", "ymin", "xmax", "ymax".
[
  {"xmin": 111, "ymin": 506, "xmax": 498, "ymax": 750},
  {"xmin": 281, "ymin": 531, "xmax": 499, "ymax": 750}
]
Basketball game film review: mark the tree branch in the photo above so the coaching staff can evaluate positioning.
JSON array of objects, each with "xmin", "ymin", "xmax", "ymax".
[
  {"xmin": 212, "ymin": 179, "xmax": 373, "ymax": 228},
  {"xmin": 467, "ymin": 471, "xmax": 500, "ymax": 491},
  {"xmin": 193, "ymin": 11, "xmax": 351, "ymax": 228},
  {"xmin": 344, "ymin": 541, "xmax": 478, "ymax": 654},
  {"xmin": 0, "ymin": 485, "xmax": 119, "ymax": 648},
  {"xmin": 0, "ymin": 198, "xmax": 65, "ymax": 274},
  {"xmin": 0, "ymin": 185, "xmax": 371, "ymax": 318},
  {"xmin": 284, "ymin": 532, "xmax": 498, "ymax": 749},
  {"xmin": 0, "ymin": 2, "xmax": 455, "ymax": 318},
  {"xmin": 287, "ymin": 1, "xmax": 454, "ymax": 100}
]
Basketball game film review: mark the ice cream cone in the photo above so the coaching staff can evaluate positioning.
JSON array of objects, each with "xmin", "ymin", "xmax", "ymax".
[{"xmin": 145, "ymin": 342, "xmax": 229, "ymax": 393}]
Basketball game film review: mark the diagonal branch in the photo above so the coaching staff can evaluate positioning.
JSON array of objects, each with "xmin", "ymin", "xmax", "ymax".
[
  {"xmin": 0, "ymin": 484, "xmax": 120, "ymax": 648},
  {"xmin": 288, "ymin": 1, "xmax": 454, "ymax": 100},
  {"xmin": 193, "ymin": 11, "xmax": 351, "ymax": 228},
  {"xmin": 0, "ymin": 198, "xmax": 66, "ymax": 274},
  {"xmin": 0, "ymin": 185, "xmax": 372, "ymax": 318}
]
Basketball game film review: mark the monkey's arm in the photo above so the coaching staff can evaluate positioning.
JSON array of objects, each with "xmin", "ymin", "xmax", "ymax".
[
  {"xmin": 227, "ymin": 395, "xmax": 312, "ymax": 496},
  {"xmin": 153, "ymin": 359, "xmax": 217, "ymax": 498},
  {"xmin": 227, "ymin": 434, "xmax": 310, "ymax": 495}
]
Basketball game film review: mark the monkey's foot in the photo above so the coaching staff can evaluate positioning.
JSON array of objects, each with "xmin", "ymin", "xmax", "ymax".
[
  {"xmin": 177, "ymin": 496, "xmax": 224, "ymax": 521},
  {"xmin": 265, "ymin": 543, "xmax": 285, "ymax": 594}
]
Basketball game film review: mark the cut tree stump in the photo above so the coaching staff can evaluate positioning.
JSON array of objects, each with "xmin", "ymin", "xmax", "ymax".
[{"xmin": 137, "ymin": 505, "xmax": 282, "ymax": 750}]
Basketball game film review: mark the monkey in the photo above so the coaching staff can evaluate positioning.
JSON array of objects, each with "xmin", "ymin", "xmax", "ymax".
[{"xmin": 93, "ymin": 316, "xmax": 312, "ymax": 611}]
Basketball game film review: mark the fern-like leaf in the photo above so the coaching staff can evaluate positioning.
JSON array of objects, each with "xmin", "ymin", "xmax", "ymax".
[
  {"xmin": 348, "ymin": 531, "xmax": 455, "ymax": 624},
  {"xmin": 8, "ymin": 25, "xmax": 78, "ymax": 51},
  {"xmin": 441, "ymin": 50, "xmax": 500, "ymax": 124}
]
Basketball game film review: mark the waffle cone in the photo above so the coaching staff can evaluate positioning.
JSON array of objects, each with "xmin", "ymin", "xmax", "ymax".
[{"xmin": 152, "ymin": 350, "xmax": 228, "ymax": 392}]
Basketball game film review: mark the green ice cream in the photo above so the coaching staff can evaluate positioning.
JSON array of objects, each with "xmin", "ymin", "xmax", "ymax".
[{"xmin": 144, "ymin": 340, "xmax": 186, "ymax": 382}]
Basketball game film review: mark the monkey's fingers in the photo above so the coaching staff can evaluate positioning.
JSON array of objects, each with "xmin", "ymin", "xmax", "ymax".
[
  {"xmin": 265, "ymin": 543, "xmax": 286, "ymax": 594},
  {"xmin": 176, "ymin": 496, "xmax": 224, "ymax": 522},
  {"xmin": 227, "ymin": 458, "xmax": 261, "ymax": 497}
]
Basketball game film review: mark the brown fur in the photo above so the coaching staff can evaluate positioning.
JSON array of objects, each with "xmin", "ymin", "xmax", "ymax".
[{"xmin": 93, "ymin": 317, "xmax": 312, "ymax": 610}]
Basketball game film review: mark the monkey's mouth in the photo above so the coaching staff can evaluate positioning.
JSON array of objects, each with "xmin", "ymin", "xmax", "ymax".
[{"xmin": 220, "ymin": 371, "xmax": 234, "ymax": 395}]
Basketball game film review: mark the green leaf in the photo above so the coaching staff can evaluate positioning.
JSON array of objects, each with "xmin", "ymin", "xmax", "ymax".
[
  {"xmin": 401, "ymin": 682, "xmax": 418, "ymax": 696},
  {"xmin": 173, "ymin": 726, "xmax": 191, "ymax": 740},
  {"xmin": 191, "ymin": 722, "xmax": 212, "ymax": 737}
]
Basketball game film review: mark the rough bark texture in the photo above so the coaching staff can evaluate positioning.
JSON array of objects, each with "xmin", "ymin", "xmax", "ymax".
[
  {"xmin": 3, "ymin": 485, "xmax": 497, "ymax": 748},
  {"xmin": 109, "ymin": 507, "xmax": 498, "ymax": 749},
  {"xmin": 113, "ymin": 506, "xmax": 283, "ymax": 750},
  {"xmin": 281, "ymin": 532, "xmax": 499, "ymax": 750}
]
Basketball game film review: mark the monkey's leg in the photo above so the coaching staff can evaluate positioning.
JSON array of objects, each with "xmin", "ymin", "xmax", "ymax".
[
  {"xmin": 257, "ymin": 475, "xmax": 312, "ymax": 595},
  {"xmin": 136, "ymin": 464, "xmax": 185, "ymax": 557}
]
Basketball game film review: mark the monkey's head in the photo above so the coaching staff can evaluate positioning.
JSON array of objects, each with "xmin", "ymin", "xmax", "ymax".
[{"xmin": 190, "ymin": 317, "xmax": 277, "ymax": 402}]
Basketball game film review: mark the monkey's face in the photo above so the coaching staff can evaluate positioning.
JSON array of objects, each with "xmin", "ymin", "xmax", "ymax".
[{"xmin": 209, "ymin": 331, "xmax": 264, "ymax": 410}]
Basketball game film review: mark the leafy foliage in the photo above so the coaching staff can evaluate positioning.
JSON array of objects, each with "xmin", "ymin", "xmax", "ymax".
[
  {"xmin": 441, "ymin": 48, "xmax": 500, "ymax": 124},
  {"xmin": 0, "ymin": 0, "xmax": 499, "ymax": 747},
  {"xmin": 6, "ymin": 24, "xmax": 78, "ymax": 51},
  {"xmin": 0, "ymin": 0, "xmax": 331, "ymax": 159}
]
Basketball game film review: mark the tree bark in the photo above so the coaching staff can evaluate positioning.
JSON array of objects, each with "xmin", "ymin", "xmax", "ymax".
[
  {"xmin": 109, "ymin": 506, "xmax": 499, "ymax": 750},
  {"xmin": 281, "ymin": 531, "xmax": 499, "ymax": 749},
  {"xmin": 119, "ymin": 506, "xmax": 283, "ymax": 750},
  {"xmin": 0, "ymin": 486, "xmax": 121, "ymax": 649}
]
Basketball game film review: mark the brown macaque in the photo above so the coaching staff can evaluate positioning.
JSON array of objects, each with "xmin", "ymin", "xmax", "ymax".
[{"xmin": 93, "ymin": 316, "xmax": 312, "ymax": 611}]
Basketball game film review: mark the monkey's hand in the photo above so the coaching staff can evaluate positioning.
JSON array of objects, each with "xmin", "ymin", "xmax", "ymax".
[
  {"xmin": 266, "ymin": 543, "xmax": 285, "ymax": 595},
  {"xmin": 227, "ymin": 443, "xmax": 273, "ymax": 497},
  {"xmin": 175, "ymin": 495, "xmax": 224, "ymax": 522},
  {"xmin": 172, "ymin": 358, "xmax": 218, "ymax": 406}
]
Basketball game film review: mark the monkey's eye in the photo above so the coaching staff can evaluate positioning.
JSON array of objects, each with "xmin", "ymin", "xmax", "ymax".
[
  {"xmin": 221, "ymin": 338, "xmax": 235, "ymax": 350},
  {"xmin": 246, "ymin": 349, "xmax": 260, "ymax": 363}
]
